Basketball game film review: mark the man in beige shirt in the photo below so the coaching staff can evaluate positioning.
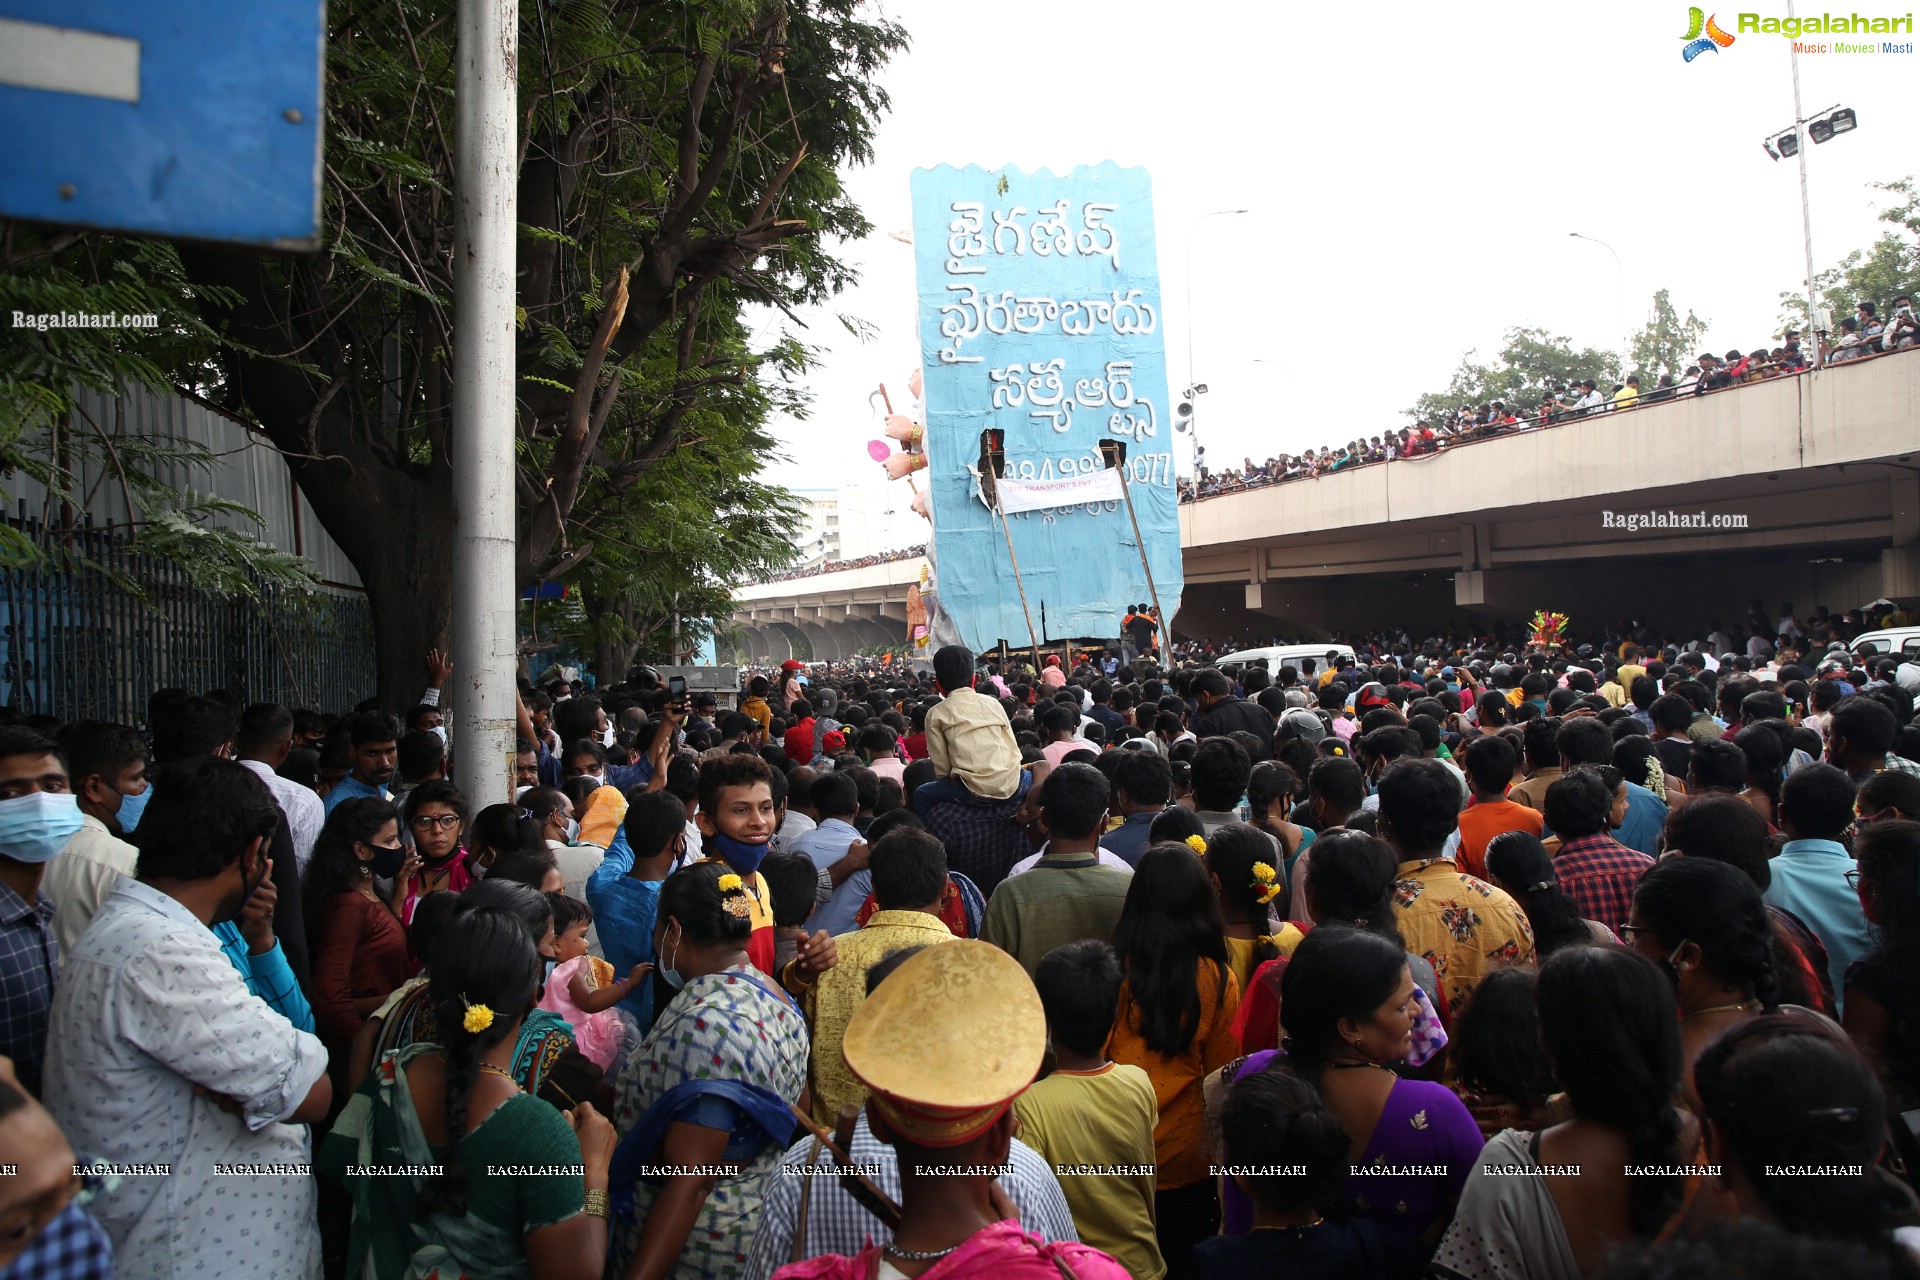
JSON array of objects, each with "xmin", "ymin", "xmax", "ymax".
[
  {"xmin": 921, "ymin": 645, "xmax": 1024, "ymax": 802},
  {"xmin": 45, "ymin": 721, "xmax": 148, "ymax": 951},
  {"xmin": 1505, "ymin": 718, "xmax": 1564, "ymax": 813}
]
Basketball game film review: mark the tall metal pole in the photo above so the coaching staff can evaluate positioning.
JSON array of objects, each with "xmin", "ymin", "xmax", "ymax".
[
  {"xmin": 1183, "ymin": 208, "xmax": 1248, "ymax": 471},
  {"xmin": 1788, "ymin": 0, "xmax": 1821, "ymax": 366},
  {"xmin": 450, "ymin": 0, "xmax": 519, "ymax": 806}
]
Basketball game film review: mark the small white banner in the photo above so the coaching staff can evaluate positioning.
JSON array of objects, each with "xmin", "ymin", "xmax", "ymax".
[{"xmin": 994, "ymin": 468, "xmax": 1124, "ymax": 514}]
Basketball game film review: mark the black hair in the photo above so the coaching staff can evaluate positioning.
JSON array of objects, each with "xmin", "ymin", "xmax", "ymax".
[
  {"xmin": 757, "ymin": 853, "xmax": 819, "ymax": 929},
  {"xmin": 695, "ymin": 752, "xmax": 774, "ymax": 816},
  {"xmin": 1307, "ymin": 756, "xmax": 1365, "ymax": 818},
  {"xmin": 1206, "ymin": 824, "xmax": 1287, "ymax": 964},
  {"xmin": 550, "ymin": 695, "xmax": 603, "ymax": 750},
  {"xmin": 1695, "ymin": 1015, "xmax": 1908, "ymax": 1248},
  {"xmin": 1475, "ymin": 691, "xmax": 1510, "ymax": 728},
  {"xmin": 809, "ymin": 771, "xmax": 859, "ymax": 820},
  {"xmin": 150, "ymin": 696, "xmax": 239, "ymax": 763},
  {"xmin": 617, "ymin": 790, "xmax": 684, "ymax": 862},
  {"xmin": 1688, "ymin": 739, "xmax": 1749, "ymax": 792},
  {"xmin": 1450, "ymin": 965, "xmax": 1555, "ymax": 1112},
  {"xmin": 546, "ymin": 892, "xmax": 592, "ymax": 936},
  {"xmin": 1147, "ymin": 805, "xmax": 1206, "ymax": 847},
  {"xmin": 1779, "ymin": 761, "xmax": 1855, "ymax": 841},
  {"xmin": 1461, "ymin": 733, "xmax": 1517, "ymax": 794},
  {"xmin": 1485, "ymin": 831, "xmax": 1593, "ymax": 958},
  {"xmin": 1033, "ymin": 939, "xmax": 1124, "ymax": 1058},
  {"xmin": 658, "ymin": 860, "xmax": 755, "ymax": 949},
  {"xmin": 394, "ymin": 730, "xmax": 444, "ymax": 783},
  {"xmin": 469, "ymin": 803, "xmax": 546, "ymax": 863},
  {"xmin": 421, "ymin": 908, "xmax": 541, "ymax": 1216},
  {"xmin": 520, "ymin": 786, "xmax": 569, "ymax": 824},
  {"xmin": 1732, "ymin": 724, "xmax": 1785, "ymax": 814},
  {"xmin": 1536, "ymin": 944, "xmax": 1686, "ymax": 1239},
  {"xmin": 134, "ymin": 757, "xmax": 279, "ymax": 881},
  {"xmin": 346, "ymin": 711, "xmax": 399, "ymax": 749},
  {"xmin": 1246, "ymin": 760, "xmax": 1299, "ymax": 829},
  {"xmin": 1556, "ymin": 716, "xmax": 1616, "ymax": 766},
  {"xmin": 1543, "ymin": 767, "xmax": 1613, "ymax": 839},
  {"xmin": 302, "ymin": 797, "xmax": 401, "ymax": 942},
  {"xmin": 1111, "ymin": 749, "xmax": 1172, "ymax": 808},
  {"xmin": 1632, "ymin": 857, "xmax": 1778, "ymax": 1009},
  {"xmin": 404, "ymin": 778, "xmax": 469, "ymax": 826},
  {"xmin": 864, "ymin": 945, "xmax": 931, "ymax": 996},
  {"xmin": 932, "ymin": 645, "xmax": 975, "ymax": 692},
  {"xmin": 409, "ymin": 890, "xmax": 459, "ymax": 965},
  {"xmin": 1040, "ymin": 761, "xmax": 1110, "ymax": 842},
  {"xmin": 1860, "ymin": 772, "xmax": 1920, "ymax": 821},
  {"xmin": 1300, "ymin": 830, "xmax": 1402, "ymax": 942},
  {"xmin": 1831, "ymin": 696, "xmax": 1897, "ymax": 758},
  {"xmin": 1276, "ymin": 925, "xmax": 1409, "ymax": 1076},
  {"xmin": 1855, "ymin": 820, "xmax": 1920, "ymax": 1038},
  {"xmin": 1191, "ymin": 736, "xmax": 1252, "ymax": 812},
  {"xmin": 1374, "ymin": 758, "xmax": 1458, "ymax": 852},
  {"xmin": 55, "ymin": 720, "xmax": 145, "ymax": 797},
  {"xmin": 1594, "ymin": 1219, "xmax": 1913, "ymax": 1280},
  {"xmin": 1220, "ymin": 1067, "xmax": 1352, "ymax": 1215},
  {"xmin": 1112, "ymin": 844, "xmax": 1230, "ymax": 1056},
  {"xmin": 453, "ymin": 873, "xmax": 554, "ymax": 946},
  {"xmin": 1660, "ymin": 794, "xmax": 1771, "ymax": 890},
  {"xmin": 870, "ymin": 826, "xmax": 947, "ymax": 912},
  {"xmin": 487, "ymin": 848, "xmax": 560, "ymax": 891}
]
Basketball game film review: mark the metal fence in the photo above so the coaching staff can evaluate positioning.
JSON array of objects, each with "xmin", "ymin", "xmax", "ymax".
[{"xmin": 0, "ymin": 516, "xmax": 376, "ymax": 724}]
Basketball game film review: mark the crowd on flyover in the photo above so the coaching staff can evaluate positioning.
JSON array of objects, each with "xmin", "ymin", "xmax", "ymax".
[
  {"xmin": 766, "ymin": 545, "xmax": 927, "ymax": 584},
  {"xmin": 8, "ymin": 589, "xmax": 1920, "ymax": 1280},
  {"xmin": 1180, "ymin": 303, "xmax": 1919, "ymax": 503}
]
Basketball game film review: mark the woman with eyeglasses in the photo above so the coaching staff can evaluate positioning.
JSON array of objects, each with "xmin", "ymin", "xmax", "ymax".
[
  {"xmin": 1842, "ymin": 820, "xmax": 1920, "ymax": 1117},
  {"xmin": 398, "ymin": 780, "xmax": 472, "ymax": 927},
  {"xmin": 1620, "ymin": 857, "xmax": 1779, "ymax": 1109}
]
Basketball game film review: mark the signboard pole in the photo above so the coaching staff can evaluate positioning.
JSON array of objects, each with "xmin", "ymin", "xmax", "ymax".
[
  {"xmin": 449, "ymin": 0, "xmax": 520, "ymax": 807},
  {"xmin": 992, "ymin": 502, "xmax": 1043, "ymax": 670},
  {"xmin": 1104, "ymin": 444, "xmax": 1166, "ymax": 636}
]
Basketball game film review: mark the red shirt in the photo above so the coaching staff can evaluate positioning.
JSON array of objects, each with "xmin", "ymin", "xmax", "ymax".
[{"xmin": 783, "ymin": 718, "xmax": 817, "ymax": 765}]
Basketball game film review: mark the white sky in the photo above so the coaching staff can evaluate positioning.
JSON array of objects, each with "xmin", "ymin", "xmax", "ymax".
[{"xmin": 756, "ymin": 0, "xmax": 1916, "ymax": 549}]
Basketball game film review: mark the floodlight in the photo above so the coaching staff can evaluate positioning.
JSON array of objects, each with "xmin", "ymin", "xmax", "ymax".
[
  {"xmin": 1776, "ymin": 130, "xmax": 1800, "ymax": 157},
  {"xmin": 1762, "ymin": 139, "xmax": 1779, "ymax": 161},
  {"xmin": 1827, "ymin": 107, "xmax": 1858, "ymax": 135},
  {"xmin": 1808, "ymin": 117, "xmax": 1833, "ymax": 144}
]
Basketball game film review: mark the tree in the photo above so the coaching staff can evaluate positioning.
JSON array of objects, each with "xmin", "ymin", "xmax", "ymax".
[
  {"xmin": 62, "ymin": 0, "xmax": 906, "ymax": 709},
  {"xmin": 1627, "ymin": 288, "xmax": 1709, "ymax": 385},
  {"xmin": 1778, "ymin": 176, "xmax": 1920, "ymax": 338},
  {"xmin": 0, "ymin": 232, "xmax": 316, "ymax": 600},
  {"xmin": 1407, "ymin": 326, "xmax": 1620, "ymax": 425}
]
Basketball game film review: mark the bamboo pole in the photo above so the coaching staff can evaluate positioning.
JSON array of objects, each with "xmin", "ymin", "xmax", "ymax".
[
  {"xmin": 993, "ymin": 500, "xmax": 1043, "ymax": 672},
  {"xmin": 1105, "ymin": 444, "xmax": 1166, "ymax": 644},
  {"xmin": 786, "ymin": 1103, "xmax": 903, "ymax": 1229}
]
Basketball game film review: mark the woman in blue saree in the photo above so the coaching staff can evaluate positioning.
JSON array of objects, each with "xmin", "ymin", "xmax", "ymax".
[{"xmin": 608, "ymin": 862, "xmax": 810, "ymax": 1280}]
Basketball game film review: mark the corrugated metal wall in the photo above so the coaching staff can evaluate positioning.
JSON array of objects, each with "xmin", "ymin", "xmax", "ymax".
[
  {"xmin": 1, "ymin": 387, "xmax": 376, "ymax": 722},
  {"xmin": 11, "ymin": 386, "xmax": 363, "ymax": 589}
]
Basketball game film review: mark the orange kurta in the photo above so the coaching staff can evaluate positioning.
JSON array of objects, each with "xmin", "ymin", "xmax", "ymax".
[{"xmin": 1106, "ymin": 959, "xmax": 1241, "ymax": 1189}]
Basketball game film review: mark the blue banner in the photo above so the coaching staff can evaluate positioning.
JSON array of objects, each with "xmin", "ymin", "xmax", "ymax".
[{"xmin": 909, "ymin": 163, "xmax": 1182, "ymax": 652}]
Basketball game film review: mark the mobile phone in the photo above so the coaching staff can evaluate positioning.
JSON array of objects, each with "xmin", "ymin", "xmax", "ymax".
[{"xmin": 667, "ymin": 675, "xmax": 688, "ymax": 699}]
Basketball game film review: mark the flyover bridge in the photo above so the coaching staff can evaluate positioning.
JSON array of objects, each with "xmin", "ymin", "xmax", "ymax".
[{"xmin": 730, "ymin": 351, "xmax": 1920, "ymax": 661}]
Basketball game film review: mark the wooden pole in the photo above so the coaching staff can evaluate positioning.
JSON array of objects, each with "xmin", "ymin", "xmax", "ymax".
[
  {"xmin": 786, "ymin": 1103, "xmax": 903, "ymax": 1229},
  {"xmin": 1106, "ymin": 445, "xmax": 1167, "ymax": 644}
]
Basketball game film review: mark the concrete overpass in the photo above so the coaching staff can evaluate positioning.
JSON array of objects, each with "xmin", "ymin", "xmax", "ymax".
[{"xmin": 729, "ymin": 351, "xmax": 1920, "ymax": 660}]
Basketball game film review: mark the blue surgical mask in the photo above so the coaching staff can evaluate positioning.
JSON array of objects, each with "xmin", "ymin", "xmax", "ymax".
[
  {"xmin": 0, "ymin": 791, "xmax": 85, "ymax": 863},
  {"xmin": 116, "ymin": 785, "xmax": 151, "ymax": 835},
  {"xmin": 712, "ymin": 831, "xmax": 769, "ymax": 874},
  {"xmin": 658, "ymin": 924, "xmax": 686, "ymax": 990},
  {"xmin": 565, "ymin": 818, "xmax": 580, "ymax": 844}
]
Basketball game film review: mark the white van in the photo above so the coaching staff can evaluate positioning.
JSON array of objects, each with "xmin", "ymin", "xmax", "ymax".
[
  {"xmin": 1215, "ymin": 643, "xmax": 1358, "ymax": 676},
  {"xmin": 1852, "ymin": 627, "xmax": 1920, "ymax": 659}
]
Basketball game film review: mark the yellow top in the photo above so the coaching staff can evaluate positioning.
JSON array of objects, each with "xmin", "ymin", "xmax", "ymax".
[
  {"xmin": 802, "ymin": 910, "xmax": 957, "ymax": 1126},
  {"xmin": 1014, "ymin": 1064, "xmax": 1166, "ymax": 1280}
]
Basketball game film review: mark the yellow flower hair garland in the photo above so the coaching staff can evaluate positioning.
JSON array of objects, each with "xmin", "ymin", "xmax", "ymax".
[
  {"xmin": 716, "ymin": 873, "xmax": 744, "ymax": 893},
  {"xmin": 1184, "ymin": 835, "xmax": 1208, "ymax": 855},
  {"xmin": 462, "ymin": 1002, "xmax": 495, "ymax": 1034},
  {"xmin": 1252, "ymin": 862, "xmax": 1281, "ymax": 906}
]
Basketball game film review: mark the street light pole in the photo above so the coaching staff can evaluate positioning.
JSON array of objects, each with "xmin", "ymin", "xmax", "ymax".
[
  {"xmin": 1568, "ymin": 231, "xmax": 1627, "ymax": 368},
  {"xmin": 450, "ymin": 0, "xmax": 520, "ymax": 808},
  {"xmin": 1184, "ymin": 208, "xmax": 1248, "ymax": 468},
  {"xmin": 1788, "ymin": 0, "xmax": 1821, "ymax": 364}
]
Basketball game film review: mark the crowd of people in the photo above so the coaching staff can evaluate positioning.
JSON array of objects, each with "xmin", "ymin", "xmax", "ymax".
[
  {"xmin": 5, "ymin": 615, "xmax": 1920, "ymax": 1280},
  {"xmin": 766, "ymin": 545, "xmax": 928, "ymax": 584},
  {"xmin": 1180, "ymin": 312, "xmax": 1918, "ymax": 503}
]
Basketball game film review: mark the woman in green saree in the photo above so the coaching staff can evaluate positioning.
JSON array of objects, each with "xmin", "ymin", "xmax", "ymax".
[{"xmin": 320, "ymin": 905, "xmax": 617, "ymax": 1279}]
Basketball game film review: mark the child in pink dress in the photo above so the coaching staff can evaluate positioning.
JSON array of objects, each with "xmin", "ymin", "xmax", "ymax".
[{"xmin": 537, "ymin": 896, "xmax": 648, "ymax": 1070}]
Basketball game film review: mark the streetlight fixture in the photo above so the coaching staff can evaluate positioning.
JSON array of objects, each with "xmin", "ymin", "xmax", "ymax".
[
  {"xmin": 1760, "ymin": 82, "xmax": 1858, "ymax": 360},
  {"xmin": 1184, "ymin": 208, "xmax": 1248, "ymax": 469}
]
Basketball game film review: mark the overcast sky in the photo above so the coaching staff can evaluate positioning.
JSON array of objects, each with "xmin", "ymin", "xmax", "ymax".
[{"xmin": 755, "ymin": 0, "xmax": 1916, "ymax": 549}]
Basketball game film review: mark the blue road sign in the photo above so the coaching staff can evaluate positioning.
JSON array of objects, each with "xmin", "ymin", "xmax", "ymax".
[{"xmin": 0, "ymin": 1, "xmax": 324, "ymax": 248}]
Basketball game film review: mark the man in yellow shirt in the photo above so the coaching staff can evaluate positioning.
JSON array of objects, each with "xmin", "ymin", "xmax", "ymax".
[{"xmin": 803, "ymin": 826, "xmax": 956, "ymax": 1124}]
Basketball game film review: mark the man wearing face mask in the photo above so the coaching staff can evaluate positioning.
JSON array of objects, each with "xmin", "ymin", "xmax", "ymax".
[
  {"xmin": 235, "ymin": 703, "xmax": 326, "ymax": 876},
  {"xmin": 45, "ymin": 756, "xmax": 332, "ymax": 1278},
  {"xmin": 0, "ymin": 726, "xmax": 81, "ymax": 1098},
  {"xmin": 45, "ymin": 720, "xmax": 148, "ymax": 953}
]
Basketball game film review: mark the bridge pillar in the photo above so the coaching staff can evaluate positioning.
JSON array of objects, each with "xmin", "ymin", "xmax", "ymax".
[
  {"xmin": 1883, "ymin": 546, "xmax": 1920, "ymax": 604},
  {"xmin": 1455, "ymin": 571, "xmax": 1486, "ymax": 607}
]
